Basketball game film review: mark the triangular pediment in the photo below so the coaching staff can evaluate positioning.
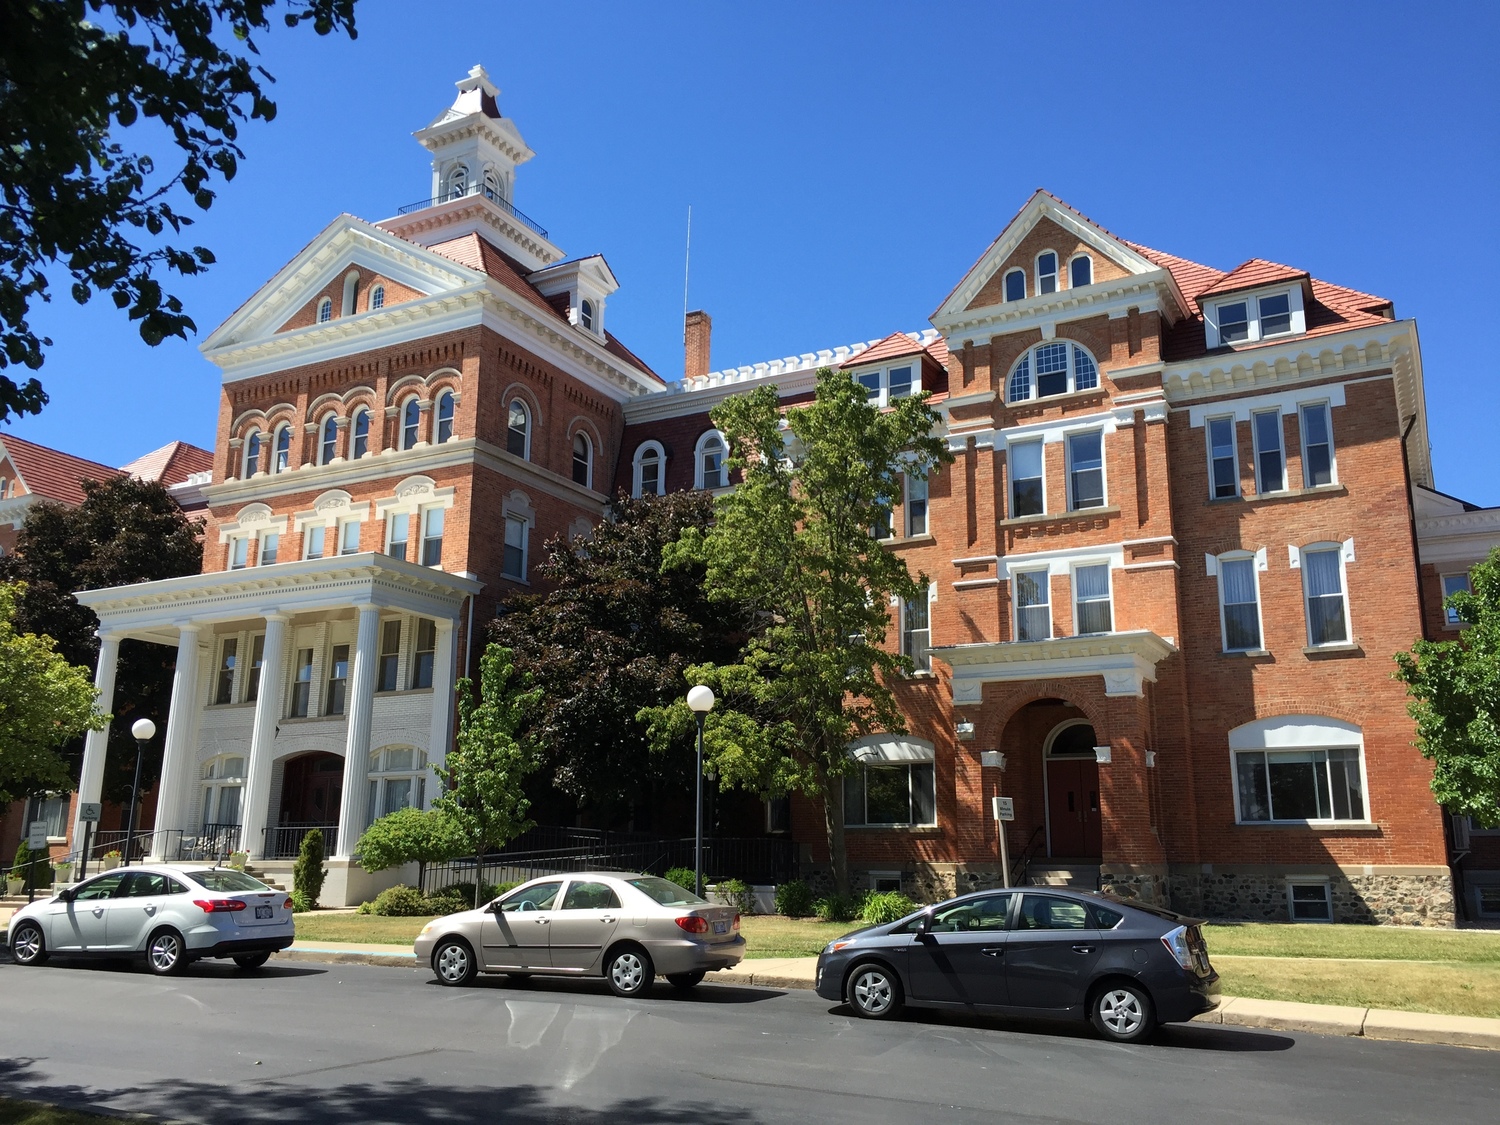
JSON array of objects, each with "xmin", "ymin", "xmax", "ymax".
[
  {"xmin": 203, "ymin": 214, "xmax": 488, "ymax": 352},
  {"xmin": 932, "ymin": 191, "xmax": 1185, "ymax": 327}
]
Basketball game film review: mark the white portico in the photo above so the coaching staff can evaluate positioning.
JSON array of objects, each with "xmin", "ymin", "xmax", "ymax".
[{"xmin": 74, "ymin": 555, "xmax": 480, "ymax": 903}]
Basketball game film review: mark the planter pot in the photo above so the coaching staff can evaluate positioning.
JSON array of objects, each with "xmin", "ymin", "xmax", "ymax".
[
  {"xmin": 5, "ymin": 878, "xmax": 22, "ymax": 896},
  {"xmin": 100, "ymin": 855, "xmax": 120, "ymax": 871}
]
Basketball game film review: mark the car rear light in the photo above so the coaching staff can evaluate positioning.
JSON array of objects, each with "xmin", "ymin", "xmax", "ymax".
[
  {"xmin": 284, "ymin": 898, "xmax": 295, "ymax": 911},
  {"xmin": 733, "ymin": 912, "xmax": 741, "ymax": 930},
  {"xmin": 194, "ymin": 898, "xmax": 248, "ymax": 913},
  {"xmin": 1161, "ymin": 925, "xmax": 1194, "ymax": 970},
  {"xmin": 674, "ymin": 915, "xmax": 709, "ymax": 934}
]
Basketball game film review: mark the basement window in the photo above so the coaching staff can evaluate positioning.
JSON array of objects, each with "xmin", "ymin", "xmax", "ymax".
[{"xmin": 1286, "ymin": 880, "xmax": 1332, "ymax": 923}]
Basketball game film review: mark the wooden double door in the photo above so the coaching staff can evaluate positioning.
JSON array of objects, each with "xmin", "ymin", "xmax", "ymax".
[{"xmin": 1046, "ymin": 754, "xmax": 1102, "ymax": 860}]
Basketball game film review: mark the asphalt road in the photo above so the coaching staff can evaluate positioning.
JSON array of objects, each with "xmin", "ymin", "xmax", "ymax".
[{"xmin": 2, "ymin": 955, "xmax": 1497, "ymax": 1125}]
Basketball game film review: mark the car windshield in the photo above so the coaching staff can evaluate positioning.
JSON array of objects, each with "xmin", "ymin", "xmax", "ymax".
[
  {"xmin": 628, "ymin": 876, "xmax": 706, "ymax": 906},
  {"xmin": 188, "ymin": 870, "xmax": 269, "ymax": 892}
]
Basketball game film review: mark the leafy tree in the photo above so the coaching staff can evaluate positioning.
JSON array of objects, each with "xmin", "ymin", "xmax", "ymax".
[
  {"xmin": 354, "ymin": 805, "xmax": 466, "ymax": 888},
  {"xmin": 0, "ymin": 475, "xmax": 202, "ymax": 802},
  {"xmin": 490, "ymin": 491, "xmax": 751, "ymax": 830},
  {"xmin": 435, "ymin": 644, "xmax": 542, "ymax": 907},
  {"xmin": 643, "ymin": 368, "xmax": 950, "ymax": 896},
  {"xmin": 0, "ymin": 582, "xmax": 106, "ymax": 803},
  {"xmin": 0, "ymin": 0, "xmax": 360, "ymax": 419},
  {"xmin": 1395, "ymin": 547, "xmax": 1500, "ymax": 827}
]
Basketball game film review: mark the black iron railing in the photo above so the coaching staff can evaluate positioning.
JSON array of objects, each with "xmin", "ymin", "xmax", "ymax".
[
  {"xmin": 395, "ymin": 184, "xmax": 548, "ymax": 238},
  {"xmin": 264, "ymin": 823, "xmax": 339, "ymax": 859},
  {"xmin": 177, "ymin": 823, "xmax": 243, "ymax": 862},
  {"xmin": 85, "ymin": 828, "xmax": 184, "ymax": 866},
  {"xmin": 1010, "ymin": 824, "xmax": 1046, "ymax": 888}
]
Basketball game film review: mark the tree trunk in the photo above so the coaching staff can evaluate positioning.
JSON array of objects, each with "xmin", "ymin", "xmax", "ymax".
[{"xmin": 823, "ymin": 788, "xmax": 849, "ymax": 898}]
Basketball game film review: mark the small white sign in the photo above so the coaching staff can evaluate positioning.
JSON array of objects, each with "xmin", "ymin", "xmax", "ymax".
[
  {"xmin": 27, "ymin": 821, "xmax": 48, "ymax": 849},
  {"xmin": 991, "ymin": 796, "xmax": 1014, "ymax": 822},
  {"xmin": 78, "ymin": 802, "xmax": 102, "ymax": 823}
]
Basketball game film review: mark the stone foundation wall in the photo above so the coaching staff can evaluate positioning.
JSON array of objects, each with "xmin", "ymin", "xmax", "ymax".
[
  {"xmin": 1169, "ymin": 868, "xmax": 1456, "ymax": 927},
  {"xmin": 1099, "ymin": 869, "xmax": 1169, "ymax": 908}
]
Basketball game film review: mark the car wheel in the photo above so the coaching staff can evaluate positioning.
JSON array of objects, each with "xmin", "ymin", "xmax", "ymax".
[
  {"xmin": 666, "ymin": 970, "xmax": 706, "ymax": 990},
  {"xmin": 432, "ymin": 938, "xmax": 477, "ymax": 987},
  {"xmin": 145, "ymin": 928, "xmax": 189, "ymax": 976},
  {"xmin": 233, "ymin": 952, "xmax": 271, "ymax": 971},
  {"xmin": 604, "ymin": 946, "xmax": 654, "ymax": 998},
  {"xmin": 846, "ymin": 962, "xmax": 903, "ymax": 1020},
  {"xmin": 10, "ymin": 922, "xmax": 49, "ymax": 966},
  {"xmin": 1090, "ymin": 981, "xmax": 1155, "ymax": 1043}
]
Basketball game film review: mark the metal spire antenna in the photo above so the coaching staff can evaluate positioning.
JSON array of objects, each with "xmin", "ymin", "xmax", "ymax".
[{"xmin": 683, "ymin": 205, "xmax": 692, "ymax": 319}]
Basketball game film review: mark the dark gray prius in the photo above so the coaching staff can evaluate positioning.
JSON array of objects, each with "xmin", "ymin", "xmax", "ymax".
[{"xmin": 814, "ymin": 887, "xmax": 1218, "ymax": 1043}]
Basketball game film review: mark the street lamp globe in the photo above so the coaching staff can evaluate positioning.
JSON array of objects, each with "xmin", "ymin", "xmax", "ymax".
[
  {"xmin": 686, "ymin": 685, "xmax": 715, "ymax": 713},
  {"xmin": 131, "ymin": 718, "xmax": 156, "ymax": 742}
]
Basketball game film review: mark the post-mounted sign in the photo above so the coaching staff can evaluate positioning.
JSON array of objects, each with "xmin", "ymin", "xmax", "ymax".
[
  {"xmin": 78, "ymin": 803, "xmax": 102, "ymax": 823},
  {"xmin": 991, "ymin": 796, "xmax": 1014, "ymax": 822}
]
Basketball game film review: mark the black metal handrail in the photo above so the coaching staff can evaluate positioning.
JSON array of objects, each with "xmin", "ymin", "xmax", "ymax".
[
  {"xmin": 395, "ymin": 184, "xmax": 548, "ymax": 238},
  {"xmin": 1009, "ymin": 824, "xmax": 1046, "ymax": 888},
  {"xmin": 264, "ymin": 823, "xmax": 338, "ymax": 860},
  {"xmin": 178, "ymin": 823, "xmax": 243, "ymax": 863}
]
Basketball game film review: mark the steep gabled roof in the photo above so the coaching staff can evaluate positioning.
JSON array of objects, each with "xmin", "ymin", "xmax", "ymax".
[
  {"xmin": 840, "ymin": 331, "xmax": 927, "ymax": 369},
  {"xmin": 0, "ymin": 433, "xmax": 121, "ymax": 506},
  {"xmin": 121, "ymin": 441, "xmax": 214, "ymax": 486},
  {"xmin": 1122, "ymin": 241, "xmax": 1226, "ymax": 303},
  {"xmin": 1197, "ymin": 258, "xmax": 1310, "ymax": 302}
]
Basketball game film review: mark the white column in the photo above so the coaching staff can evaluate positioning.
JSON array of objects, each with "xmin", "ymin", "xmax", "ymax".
[
  {"xmin": 241, "ymin": 613, "xmax": 288, "ymax": 860},
  {"xmin": 424, "ymin": 619, "xmax": 459, "ymax": 803},
  {"xmin": 337, "ymin": 604, "xmax": 381, "ymax": 858},
  {"xmin": 149, "ymin": 623, "xmax": 203, "ymax": 858},
  {"xmin": 73, "ymin": 632, "xmax": 122, "ymax": 850}
]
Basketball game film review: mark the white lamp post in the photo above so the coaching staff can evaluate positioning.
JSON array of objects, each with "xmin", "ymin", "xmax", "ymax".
[
  {"xmin": 686, "ymin": 685, "xmax": 716, "ymax": 896},
  {"xmin": 124, "ymin": 717, "xmax": 157, "ymax": 867}
]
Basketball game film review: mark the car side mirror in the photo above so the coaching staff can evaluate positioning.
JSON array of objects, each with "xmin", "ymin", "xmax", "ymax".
[
  {"xmin": 56, "ymin": 888, "xmax": 75, "ymax": 903},
  {"xmin": 915, "ymin": 910, "xmax": 933, "ymax": 935}
]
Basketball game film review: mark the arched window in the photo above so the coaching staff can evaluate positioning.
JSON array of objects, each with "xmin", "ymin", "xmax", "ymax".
[
  {"xmin": 320, "ymin": 415, "xmax": 339, "ymax": 465},
  {"xmin": 370, "ymin": 284, "xmax": 385, "ymax": 311},
  {"xmin": 633, "ymin": 441, "xmax": 664, "ymax": 498},
  {"xmin": 351, "ymin": 408, "xmax": 370, "ymax": 459},
  {"xmin": 445, "ymin": 164, "xmax": 469, "ymax": 201},
  {"xmin": 1036, "ymin": 251, "xmax": 1058, "ymax": 295},
  {"xmin": 367, "ymin": 747, "xmax": 427, "ymax": 822},
  {"xmin": 200, "ymin": 755, "xmax": 246, "ymax": 829},
  {"xmin": 507, "ymin": 399, "xmax": 531, "ymax": 459},
  {"xmin": 1005, "ymin": 343, "xmax": 1102, "ymax": 403},
  {"xmin": 242, "ymin": 429, "xmax": 262, "ymax": 477},
  {"xmin": 434, "ymin": 391, "xmax": 455, "ymax": 444},
  {"xmin": 580, "ymin": 299, "xmax": 594, "ymax": 331},
  {"xmin": 341, "ymin": 271, "xmax": 359, "ymax": 317},
  {"xmin": 1004, "ymin": 268, "xmax": 1026, "ymax": 302},
  {"xmin": 1070, "ymin": 254, "xmax": 1093, "ymax": 289},
  {"xmin": 572, "ymin": 431, "xmax": 592, "ymax": 488},
  {"xmin": 695, "ymin": 430, "xmax": 726, "ymax": 490},
  {"xmin": 483, "ymin": 166, "xmax": 501, "ymax": 202},
  {"xmin": 272, "ymin": 424, "xmax": 292, "ymax": 473},
  {"xmin": 317, "ymin": 297, "xmax": 332, "ymax": 323},
  {"xmin": 401, "ymin": 398, "xmax": 422, "ymax": 450}
]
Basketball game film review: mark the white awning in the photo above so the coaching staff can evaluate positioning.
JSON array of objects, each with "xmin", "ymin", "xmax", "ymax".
[
  {"xmin": 1227, "ymin": 715, "xmax": 1362, "ymax": 751},
  {"xmin": 848, "ymin": 735, "xmax": 935, "ymax": 764}
]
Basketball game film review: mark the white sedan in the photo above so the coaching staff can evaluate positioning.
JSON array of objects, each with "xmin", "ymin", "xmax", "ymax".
[{"xmin": 7, "ymin": 864, "xmax": 295, "ymax": 975}]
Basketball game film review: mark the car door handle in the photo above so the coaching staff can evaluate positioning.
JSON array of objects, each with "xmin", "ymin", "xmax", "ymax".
[
  {"xmin": 1072, "ymin": 945, "xmax": 1095, "ymax": 954},
  {"xmin": 144, "ymin": 905, "xmax": 156, "ymax": 915},
  {"xmin": 600, "ymin": 917, "xmax": 616, "ymax": 924},
  {"xmin": 534, "ymin": 917, "xmax": 549, "ymax": 924},
  {"xmin": 981, "ymin": 946, "xmax": 1004, "ymax": 957},
  {"xmin": 92, "ymin": 908, "xmax": 105, "ymax": 917}
]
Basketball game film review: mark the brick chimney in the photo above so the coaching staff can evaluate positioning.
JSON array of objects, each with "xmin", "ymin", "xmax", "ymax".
[{"xmin": 684, "ymin": 310, "xmax": 712, "ymax": 381}]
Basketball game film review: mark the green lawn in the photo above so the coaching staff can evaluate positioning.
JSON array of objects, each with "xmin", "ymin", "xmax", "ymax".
[
  {"xmin": 1214, "ymin": 956, "xmax": 1500, "ymax": 1019},
  {"xmin": 0, "ymin": 1099, "xmax": 135, "ymax": 1125},
  {"xmin": 1202, "ymin": 922, "xmax": 1500, "ymax": 963}
]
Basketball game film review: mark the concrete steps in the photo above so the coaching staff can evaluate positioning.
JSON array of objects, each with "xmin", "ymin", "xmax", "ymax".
[{"xmin": 1026, "ymin": 863, "xmax": 1101, "ymax": 889}]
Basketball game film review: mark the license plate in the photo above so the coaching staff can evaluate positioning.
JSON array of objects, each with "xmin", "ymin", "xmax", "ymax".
[
  {"xmin": 255, "ymin": 905, "xmax": 273, "ymax": 919},
  {"xmin": 713, "ymin": 920, "xmax": 728, "ymax": 934}
]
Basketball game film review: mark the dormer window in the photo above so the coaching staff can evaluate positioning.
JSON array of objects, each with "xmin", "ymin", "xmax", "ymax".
[
  {"xmin": 1036, "ymin": 252, "xmax": 1058, "ymax": 295},
  {"xmin": 1070, "ymin": 254, "xmax": 1092, "ymax": 288},
  {"xmin": 483, "ymin": 166, "xmax": 501, "ymax": 202},
  {"xmin": 1258, "ymin": 292, "xmax": 1291, "ymax": 336},
  {"xmin": 851, "ymin": 363, "xmax": 921, "ymax": 407},
  {"xmin": 1218, "ymin": 300, "xmax": 1250, "ymax": 344},
  {"xmin": 1006, "ymin": 342, "xmax": 1100, "ymax": 404},
  {"xmin": 446, "ymin": 164, "xmax": 469, "ymax": 201},
  {"xmin": 1206, "ymin": 287, "xmax": 1306, "ymax": 348},
  {"xmin": 1004, "ymin": 269, "xmax": 1026, "ymax": 302},
  {"xmin": 580, "ymin": 299, "xmax": 594, "ymax": 332}
]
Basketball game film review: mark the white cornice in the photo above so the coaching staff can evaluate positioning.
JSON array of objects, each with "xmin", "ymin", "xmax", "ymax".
[
  {"xmin": 0, "ymin": 493, "xmax": 38, "ymax": 529},
  {"xmin": 934, "ymin": 630, "xmax": 1177, "ymax": 703},
  {"xmin": 1415, "ymin": 507, "xmax": 1500, "ymax": 565},
  {"xmin": 377, "ymin": 195, "xmax": 564, "ymax": 272},
  {"xmin": 935, "ymin": 274, "xmax": 1176, "ymax": 344}
]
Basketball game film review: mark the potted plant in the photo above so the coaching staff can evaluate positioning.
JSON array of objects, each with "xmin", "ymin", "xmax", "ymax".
[
  {"xmin": 5, "ymin": 874, "xmax": 22, "ymax": 896},
  {"xmin": 52, "ymin": 860, "xmax": 73, "ymax": 885},
  {"xmin": 228, "ymin": 850, "xmax": 249, "ymax": 871},
  {"xmin": 100, "ymin": 849, "xmax": 122, "ymax": 871}
]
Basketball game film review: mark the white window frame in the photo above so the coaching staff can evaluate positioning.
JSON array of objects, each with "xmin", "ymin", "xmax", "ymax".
[
  {"xmin": 368, "ymin": 747, "xmax": 428, "ymax": 822},
  {"xmin": 418, "ymin": 504, "xmax": 444, "ymax": 568},
  {"xmin": 842, "ymin": 741, "xmax": 938, "ymax": 828},
  {"xmin": 303, "ymin": 524, "xmax": 327, "ymax": 561},
  {"xmin": 400, "ymin": 397, "xmax": 423, "ymax": 451},
  {"xmin": 1071, "ymin": 561, "xmax": 1113, "ymax": 636},
  {"xmin": 350, "ymin": 408, "xmax": 371, "ymax": 459},
  {"xmin": 1065, "ymin": 428, "xmax": 1106, "ymax": 512},
  {"xmin": 228, "ymin": 535, "xmax": 250, "ymax": 571},
  {"xmin": 1285, "ymin": 879, "xmax": 1333, "ymax": 923},
  {"xmin": 1035, "ymin": 250, "xmax": 1058, "ymax": 295},
  {"xmin": 580, "ymin": 298, "xmax": 594, "ymax": 332},
  {"xmin": 1004, "ymin": 268, "xmax": 1026, "ymax": 302},
  {"xmin": 1300, "ymin": 542, "xmax": 1352, "ymax": 648},
  {"xmin": 502, "ymin": 513, "xmax": 530, "ymax": 580},
  {"xmin": 384, "ymin": 510, "xmax": 412, "ymax": 562},
  {"xmin": 1441, "ymin": 572, "xmax": 1472, "ymax": 627},
  {"xmin": 1068, "ymin": 253, "xmax": 1093, "ymax": 289},
  {"xmin": 257, "ymin": 530, "xmax": 280, "ymax": 567},
  {"xmin": 1005, "ymin": 342, "xmax": 1101, "ymax": 404},
  {"xmin": 271, "ymin": 424, "xmax": 292, "ymax": 474},
  {"xmin": 904, "ymin": 471, "xmax": 928, "ymax": 537},
  {"xmin": 1298, "ymin": 400, "xmax": 1336, "ymax": 488},
  {"xmin": 1213, "ymin": 549, "xmax": 1265, "ymax": 654},
  {"xmin": 849, "ymin": 362, "xmax": 922, "ymax": 407},
  {"xmin": 695, "ymin": 429, "xmax": 728, "ymax": 491},
  {"xmin": 1231, "ymin": 747, "xmax": 1370, "ymax": 826},
  {"xmin": 572, "ymin": 431, "xmax": 594, "ymax": 490},
  {"xmin": 1205, "ymin": 286, "xmax": 1306, "ymax": 348},
  {"xmin": 338, "ymin": 517, "xmax": 362, "ymax": 556},
  {"xmin": 506, "ymin": 398, "xmax": 532, "ymax": 461},
  {"xmin": 1228, "ymin": 716, "xmax": 1371, "ymax": 828},
  {"xmin": 1007, "ymin": 437, "xmax": 1045, "ymax": 518},
  {"xmin": 318, "ymin": 414, "xmax": 339, "ymax": 466},
  {"xmin": 199, "ymin": 756, "xmax": 246, "ymax": 829},
  {"xmin": 1014, "ymin": 567, "xmax": 1052, "ymax": 642},
  {"xmin": 1206, "ymin": 414, "xmax": 1240, "ymax": 499},
  {"xmin": 317, "ymin": 297, "xmax": 332, "ymax": 323},
  {"xmin": 433, "ymin": 391, "xmax": 456, "ymax": 445},
  {"xmin": 901, "ymin": 585, "xmax": 933, "ymax": 674},
  {"xmin": 632, "ymin": 440, "xmax": 665, "ymax": 498},
  {"xmin": 1257, "ymin": 291, "xmax": 1294, "ymax": 339},
  {"xmin": 370, "ymin": 284, "xmax": 385, "ymax": 311},
  {"xmin": 1251, "ymin": 409, "xmax": 1286, "ymax": 495},
  {"xmin": 241, "ymin": 430, "xmax": 262, "ymax": 477}
]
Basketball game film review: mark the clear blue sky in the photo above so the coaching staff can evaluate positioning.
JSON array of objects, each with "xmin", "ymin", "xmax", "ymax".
[{"xmin": 11, "ymin": 1, "xmax": 1500, "ymax": 501}]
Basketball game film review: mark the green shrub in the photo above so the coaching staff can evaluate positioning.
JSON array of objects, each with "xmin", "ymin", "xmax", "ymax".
[
  {"xmin": 860, "ymin": 891, "xmax": 917, "ymax": 925},
  {"xmin": 663, "ymin": 866, "xmax": 699, "ymax": 893},
  {"xmin": 774, "ymin": 879, "xmax": 815, "ymax": 917},
  {"xmin": 10, "ymin": 841, "xmax": 50, "ymax": 892},
  {"xmin": 814, "ymin": 893, "xmax": 862, "ymax": 923},
  {"xmin": 370, "ymin": 884, "xmax": 431, "ymax": 917},
  {"xmin": 714, "ymin": 877, "xmax": 754, "ymax": 914},
  {"xmin": 293, "ymin": 828, "xmax": 327, "ymax": 910},
  {"xmin": 355, "ymin": 899, "xmax": 375, "ymax": 915},
  {"xmin": 289, "ymin": 889, "xmax": 312, "ymax": 913}
]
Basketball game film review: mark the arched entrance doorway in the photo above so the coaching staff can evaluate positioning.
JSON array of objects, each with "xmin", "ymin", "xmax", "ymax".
[
  {"xmin": 1045, "ymin": 720, "xmax": 1102, "ymax": 860},
  {"xmin": 272, "ymin": 751, "xmax": 343, "ymax": 857}
]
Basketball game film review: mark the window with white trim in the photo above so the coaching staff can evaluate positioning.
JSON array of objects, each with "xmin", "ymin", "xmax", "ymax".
[
  {"xmin": 1006, "ymin": 342, "xmax": 1101, "ymax": 403},
  {"xmin": 1069, "ymin": 254, "xmax": 1092, "ymax": 288},
  {"xmin": 1067, "ymin": 430, "xmax": 1105, "ymax": 510},
  {"xmin": 376, "ymin": 620, "xmax": 402, "ymax": 692},
  {"xmin": 420, "ymin": 506, "xmax": 444, "ymax": 567},
  {"xmin": 1299, "ymin": 402, "xmax": 1334, "ymax": 487},
  {"xmin": 902, "ymin": 593, "xmax": 931, "ymax": 674},
  {"xmin": 258, "ymin": 531, "xmax": 279, "ymax": 566},
  {"xmin": 1015, "ymin": 569, "xmax": 1051, "ymax": 641},
  {"xmin": 905, "ymin": 472, "xmax": 928, "ymax": 537},
  {"xmin": 213, "ymin": 637, "xmax": 238, "ymax": 704},
  {"xmin": 1218, "ymin": 554, "xmax": 1262, "ymax": 652},
  {"xmin": 695, "ymin": 431, "xmax": 726, "ymax": 490},
  {"xmin": 580, "ymin": 299, "xmax": 594, "ymax": 331},
  {"xmin": 245, "ymin": 634, "xmax": 265, "ymax": 702},
  {"xmin": 368, "ymin": 747, "xmax": 427, "ymax": 823},
  {"xmin": 317, "ymin": 297, "xmax": 332, "ymax": 323},
  {"xmin": 1442, "ymin": 573, "xmax": 1472, "ymax": 626},
  {"xmin": 434, "ymin": 392, "xmax": 455, "ymax": 444},
  {"xmin": 1252, "ymin": 410, "xmax": 1285, "ymax": 494},
  {"xmin": 572, "ymin": 432, "xmax": 592, "ymax": 488},
  {"xmin": 1009, "ymin": 439, "xmax": 1044, "ymax": 517},
  {"xmin": 633, "ymin": 441, "xmax": 664, "ymax": 497},
  {"xmin": 1287, "ymin": 881, "xmax": 1332, "ymax": 922},
  {"xmin": 1207, "ymin": 288, "xmax": 1305, "ymax": 348},
  {"xmin": 1073, "ymin": 563, "xmax": 1112, "ymax": 635},
  {"xmin": 24, "ymin": 795, "xmax": 70, "ymax": 839},
  {"xmin": 1302, "ymin": 546, "xmax": 1350, "ymax": 646},
  {"xmin": 370, "ymin": 284, "xmax": 385, "ymax": 311},
  {"xmin": 200, "ymin": 756, "xmax": 245, "ymax": 828},
  {"xmin": 1236, "ymin": 748, "xmax": 1366, "ymax": 823},
  {"xmin": 288, "ymin": 648, "xmax": 314, "ymax": 717},
  {"xmin": 1036, "ymin": 251, "xmax": 1058, "ymax": 295},
  {"xmin": 271, "ymin": 425, "xmax": 291, "ymax": 473},
  {"xmin": 326, "ymin": 644, "xmax": 349, "ymax": 715},
  {"xmin": 401, "ymin": 398, "xmax": 421, "ymax": 450},
  {"xmin": 410, "ymin": 619, "xmax": 437, "ymax": 689},
  {"xmin": 844, "ymin": 762, "xmax": 937, "ymax": 827},
  {"xmin": 1004, "ymin": 268, "xmax": 1026, "ymax": 302},
  {"xmin": 1217, "ymin": 299, "xmax": 1249, "ymax": 344},
  {"xmin": 1258, "ymin": 292, "xmax": 1292, "ymax": 337},
  {"xmin": 338, "ymin": 518, "xmax": 361, "ymax": 555},
  {"xmin": 242, "ymin": 430, "xmax": 261, "ymax": 477},
  {"xmin": 317, "ymin": 415, "xmax": 337, "ymax": 465},
  {"xmin": 446, "ymin": 163, "xmax": 469, "ymax": 201},
  {"xmin": 1207, "ymin": 416, "xmax": 1238, "ymax": 499},
  {"xmin": 507, "ymin": 399, "xmax": 531, "ymax": 459},
  {"xmin": 850, "ymin": 363, "xmax": 920, "ymax": 407},
  {"xmin": 503, "ymin": 514, "xmax": 529, "ymax": 579},
  {"xmin": 228, "ymin": 535, "xmax": 249, "ymax": 570},
  {"xmin": 351, "ymin": 408, "xmax": 370, "ymax": 459},
  {"xmin": 386, "ymin": 512, "xmax": 410, "ymax": 562}
]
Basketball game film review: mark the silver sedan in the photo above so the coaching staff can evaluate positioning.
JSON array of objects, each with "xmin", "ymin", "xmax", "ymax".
[{"xmin": 413, "ymin": 872, "xmax": 746, "ymax": 997}]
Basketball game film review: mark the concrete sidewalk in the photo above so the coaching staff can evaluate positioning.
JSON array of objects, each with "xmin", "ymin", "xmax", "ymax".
[{"xmin": 271, "ymin": 944, "xmax": 1500, "ymax": 1050}]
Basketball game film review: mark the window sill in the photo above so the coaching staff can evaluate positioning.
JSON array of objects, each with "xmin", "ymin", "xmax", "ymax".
[
  {"xmin": 1234, "ymin": 821, "xmax": 1380, "ymax": 832},
  {"xmin": 999, "ymin": 505, "xmax": 1121, "ymax": 529},
  {"xmin": 1221, "ymin": 648, "xmax": 1271, "ymax": 658},
  {"xmin": 1304, "ymin": 643, "xmax": 1362, "ymax": 657},
  {"xmin": 882, "ymin": 534, "xmax": 936, "ymax": 548},
  {"xmin": 845, "ymin": 825, "xmax": 943, "ymax": 834},
  {"xmin": 279, "ymin": 714, "xmax": 345, "ymax": 725},
  {"xmin": 1001, "ymin": 386, "xmax": 1110, "ymax": 411},
  {"xmin": 1205, "ymin": 483, "xmax": 1346, "ymax": 507}
]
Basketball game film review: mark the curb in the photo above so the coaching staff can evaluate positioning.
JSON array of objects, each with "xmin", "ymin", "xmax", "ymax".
[{"xmin": 275, "ymin": 945, "xmax": 1500, "ymax": 1050}]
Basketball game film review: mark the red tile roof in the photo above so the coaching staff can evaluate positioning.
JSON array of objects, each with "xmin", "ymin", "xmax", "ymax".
[
  {"xmin": 1197, "ymin": 258, "xmax": 1309, "ymax": 301},
  {"xmin": 120, "ymin": 440, "xmax": 214, "ymax": 486},
  {"xmin": 839, "ymin": 332, "xmax": 928, "ymax": 369},
  {"xmin": 1122, "ymin": 241, "xmax": 1226, "ymax": 303},
  {"xmin": 0, "ymin": 433, "xmax": 121, "ymax": 506}
]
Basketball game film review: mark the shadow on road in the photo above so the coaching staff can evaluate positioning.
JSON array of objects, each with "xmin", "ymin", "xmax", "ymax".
[
  {"xmin": 446, "ymin": 972, "xmax": 786, "ymax": 1004},
  {"xmin": 0, "ymin": 1060, "xmax": 760, "ymax": 1125},
  {"xmin": 0, "ymin": 949, "xmax": 327, "ymax": 979}
]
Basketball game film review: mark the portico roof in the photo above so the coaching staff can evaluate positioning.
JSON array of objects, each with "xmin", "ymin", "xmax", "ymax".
[
  {"xmin": 933, "ymin": 630, "xmax": 1177, "ymax": 704},
  {"xmin": 75, "ymin": 554, "xmax": 483, "ymax": 645}
]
